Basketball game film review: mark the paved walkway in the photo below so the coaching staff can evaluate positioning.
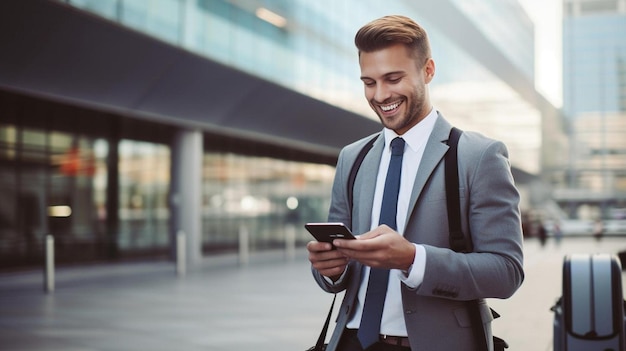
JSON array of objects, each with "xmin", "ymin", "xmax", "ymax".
[{"xmin": 1, "ymin": 237, "xmax": 625, "ymax": 350}]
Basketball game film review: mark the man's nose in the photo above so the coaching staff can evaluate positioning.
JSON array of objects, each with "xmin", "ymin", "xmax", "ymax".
[{"xmin": 373, "ymin": 84, "xmax": 391, "ymax": 103}]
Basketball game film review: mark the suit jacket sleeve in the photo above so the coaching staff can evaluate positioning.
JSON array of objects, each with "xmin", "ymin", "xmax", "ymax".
[{"xmin": 416, "ymin": 134, "xmax": 524, "ymax": 300}]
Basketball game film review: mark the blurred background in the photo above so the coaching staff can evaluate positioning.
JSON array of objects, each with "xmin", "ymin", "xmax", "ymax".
[{"xmin": 0, "ymin": 0, "xmax": 625, "ymax": 272}]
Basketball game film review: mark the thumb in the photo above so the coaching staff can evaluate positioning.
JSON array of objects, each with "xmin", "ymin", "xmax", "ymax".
[{"xmin": 358, "ymin": 225, "xmax": 392, "ymax": 240}]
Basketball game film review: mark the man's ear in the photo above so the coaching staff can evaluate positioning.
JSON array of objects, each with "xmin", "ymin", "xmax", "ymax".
[{"xmin": 424, "ymin": 58, "xmax": 435, "ymax": 83}]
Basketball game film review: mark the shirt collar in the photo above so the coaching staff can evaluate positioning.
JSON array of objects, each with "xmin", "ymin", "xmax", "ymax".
[{"xmin": 383, "ymin": 108, "xmax": 438, "ymax": 153}]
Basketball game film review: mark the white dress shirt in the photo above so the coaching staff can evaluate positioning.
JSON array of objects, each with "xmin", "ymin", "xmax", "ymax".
[{"xmin": 344, "ymin": 108, "xmax": 438, "ymax": 336}]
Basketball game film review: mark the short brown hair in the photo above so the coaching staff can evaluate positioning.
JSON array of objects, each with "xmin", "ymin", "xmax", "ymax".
[{"xmin": 355, "ymin": 15, "xmax": 431, "ymax": 62}]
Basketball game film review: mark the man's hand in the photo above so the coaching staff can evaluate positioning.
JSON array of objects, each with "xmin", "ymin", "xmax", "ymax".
[
  {"xmin": 307, "ymin": 241, "xmax": 349, "ymax": 281},
  {"xmin": 333, "ymin": 225, "xmax": 415, "ymax": 271}
]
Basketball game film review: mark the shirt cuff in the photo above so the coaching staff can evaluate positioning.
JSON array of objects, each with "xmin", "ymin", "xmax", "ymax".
[
  {"xmin": 397, "ymin": 244, "xmax": 426, "ymax": 289},
  {"xmin": 323, "ymin": 267, "xmax": 348, "ymax": 286}
]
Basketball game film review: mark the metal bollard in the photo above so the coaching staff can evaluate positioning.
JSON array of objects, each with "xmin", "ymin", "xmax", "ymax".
[
  {"xmin": 239, "ymin": 225, "xmax": 249, "ymax": 266},
  {"xmin": 285, "ymin": 224, "xmax": 296, "ymax": 261},
  {"xmin": 44, "ymin": 235, "xmax": 54, "ymax": 293},
  {"xmin": 176, "ymin": 230, "xmax": 186, "ymax": 276}
]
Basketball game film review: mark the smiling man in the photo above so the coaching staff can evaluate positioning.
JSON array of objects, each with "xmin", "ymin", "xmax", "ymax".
[{"xmin": 307, "ymin": 15, "xmax": 524, "ymax": 351}]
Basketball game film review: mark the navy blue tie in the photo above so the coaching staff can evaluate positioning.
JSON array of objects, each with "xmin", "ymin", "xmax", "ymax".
[{"xmin": 357, "ymin": 137, "xmax": 405, "ymax": 349}]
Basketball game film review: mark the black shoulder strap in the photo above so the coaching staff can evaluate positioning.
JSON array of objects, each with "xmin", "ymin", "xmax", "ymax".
[
  {"xmin": 347, "ymin": 134, "xmax": 379, "ymax": 215},
  {"xmin": 446, "ymin": 127, "xmax": 469, "ymax": 252},
  {"xmin": 310, "ymin": 294, "xmax": 336, "ymax": 351},
  {"xmin": 445, "ymin": 127, "xmax": 492, "ymax": 351}
]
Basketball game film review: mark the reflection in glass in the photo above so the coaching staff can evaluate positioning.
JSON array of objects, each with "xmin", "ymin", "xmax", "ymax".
[
  {"xmin": 202, "ymin": 152, "xmax": 334, "ymax": 252},
  {"xmin": 118, "ymin": 140, "xmax": 170, "ymax": 251},
  {"xmin": 0, "ymin": 124, "xmax": 110, "ymax": 267}
]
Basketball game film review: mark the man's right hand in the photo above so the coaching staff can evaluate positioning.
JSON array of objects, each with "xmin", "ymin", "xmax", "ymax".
[{"xmin": 307, "ymin": 240, "xmax": 349, "ymax": 281}]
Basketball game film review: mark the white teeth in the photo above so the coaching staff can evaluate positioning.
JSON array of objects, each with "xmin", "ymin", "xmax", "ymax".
[{"xmin": 381, "ymin": 102, "xmax": 400, "ymax": 112}]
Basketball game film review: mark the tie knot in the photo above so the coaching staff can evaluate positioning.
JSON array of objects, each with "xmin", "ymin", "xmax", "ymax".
[{"xmin": 391, "ymin": 137, "xmax": 405, "ymax": 156}]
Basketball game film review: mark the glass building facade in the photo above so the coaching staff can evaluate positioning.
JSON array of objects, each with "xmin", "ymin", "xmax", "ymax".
[
  {"xmin": 0, "ymin": 0, "xmax": 558, "ymax": 270},
  {"xmin": 66, "ymin": 0, "xmax": 544, "ymax": 174},
  {"xmin": 560, "ymin": 0, "xmax": 626, "ymax": 219}
]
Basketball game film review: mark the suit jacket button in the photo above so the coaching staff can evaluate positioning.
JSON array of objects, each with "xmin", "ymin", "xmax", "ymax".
[{"xmin": 405, "ymin": 310, "xmax": 414, "ymax": 314}]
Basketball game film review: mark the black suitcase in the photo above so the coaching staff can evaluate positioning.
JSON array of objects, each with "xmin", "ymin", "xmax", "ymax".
[{"xmin": 552, "ymin": 253, "xmax": 626, "ymax": 351}]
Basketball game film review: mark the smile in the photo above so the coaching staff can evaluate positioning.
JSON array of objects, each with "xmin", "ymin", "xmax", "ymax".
[{"xmin": 380, "ymin": 101, "xmax": 402, "ymax": 112}]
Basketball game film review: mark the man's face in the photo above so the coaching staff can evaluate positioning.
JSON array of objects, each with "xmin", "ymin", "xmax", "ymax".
[{"xmin": 359, "ymin": 43, "xmax": 434, "ymax": 135}]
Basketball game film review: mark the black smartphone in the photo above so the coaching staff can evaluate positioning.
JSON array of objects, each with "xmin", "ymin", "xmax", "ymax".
[{"xmin": 305, "ymin": 222, "xmax": 356, "ymax": 247}]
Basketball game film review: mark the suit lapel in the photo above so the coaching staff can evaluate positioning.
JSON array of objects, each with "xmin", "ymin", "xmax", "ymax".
[{"xmin": 404, "ymin": 115, "xmax": 452, "ymax": 230}]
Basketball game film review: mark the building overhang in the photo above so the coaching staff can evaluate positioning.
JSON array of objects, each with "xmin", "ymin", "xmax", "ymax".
[{"xmin": 0, "ymin": 0, "xmax": 380, "ymax": 158}]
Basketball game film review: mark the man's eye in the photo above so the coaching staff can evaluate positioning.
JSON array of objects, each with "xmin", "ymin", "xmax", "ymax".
[
  {"xmin": 363, "ymin": 81, "xmax": 375, "ymax": 87},
  {"xmin": 388, "ymin": 77, "xmax": 401, "ymax": 83}
]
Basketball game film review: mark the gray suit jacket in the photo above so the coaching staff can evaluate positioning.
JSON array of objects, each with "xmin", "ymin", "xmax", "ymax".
[{"xmin": 312, "ymin": 114, "xmax": 524, "ymax": 351}]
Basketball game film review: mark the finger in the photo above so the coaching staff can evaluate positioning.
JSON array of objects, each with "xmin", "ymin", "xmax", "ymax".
[
  {"xmin": 346, "ymin": 225, "xmax": 394, "ymax": 242},
  {"xmin": 333, "ymin": 236, "xmax": 379, "ymax": 250},
  {"xmin": 312, "ymin": 257, "xmax": 348, "ymax": 278},
  {"xmin": 308, "ymin": 246, "xmax": 347, "ymax": 266},
  {"xmin": 312, "ymin": 256, "xmax": 348, "ymax": 270},
  {"xmin": 362, "ymin": 225, "xmax": 396, "ymax": 238},
  {"xmin": 306, "ymin": 240, "xmax": 334, "ymax": 253},
  {"xmin": 357, "ymin": 230, "xmax": 381, "ymax": 240}
]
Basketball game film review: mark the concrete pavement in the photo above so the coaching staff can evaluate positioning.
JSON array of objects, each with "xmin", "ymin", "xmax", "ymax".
[{"xmin": 1, "ymin": 237, "xmax": 625, "ymax": 351}]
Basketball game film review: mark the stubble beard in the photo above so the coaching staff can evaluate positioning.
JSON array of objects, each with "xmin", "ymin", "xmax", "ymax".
[{"xmin": 374, "ymin": 91, "xmax": 425, "ymax": 134}]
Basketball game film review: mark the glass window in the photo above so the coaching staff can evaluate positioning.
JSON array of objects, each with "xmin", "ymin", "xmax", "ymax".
[
  {"xmin": 121, "ymin": 0, "xmax": 182, "ymax": 45},
  {"xmin": 17, "ymin": 127, "xmax": 47, "ymax": 258},
  {"xmin": 0, "ymin": 123, "xmax": 17, "ymax": 161},
  {"xmin": 0, "ymin": 124, "xmax": 18, "ymax": 260},
  {"xmin": 118, "ymin": 140, "xmax": 170, "ymax": 250},
  {"xmin": 68, "ymin": 0, "xmax": 120, "ymax": 21},
  {"xmin": 580, "ymin": 0, "xmax": 618, "ymax": 14},
  {"xmin": 0, "ymin": 121, "xmax": 112, "ymax": 267},
  {"xmin": 48, "ymin": 132, "xmax": 106, "ymax": 259},
  {"xmin": 93, "ymin": 139, "xmax": 109, "ymax": 232},
  {"xmin": 202, "ymin": 151, "xmax": 334, "ymax": 252},
  {"xmin": 21, "ymin": 128, "xmax": 47, "ymax": 166}
]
